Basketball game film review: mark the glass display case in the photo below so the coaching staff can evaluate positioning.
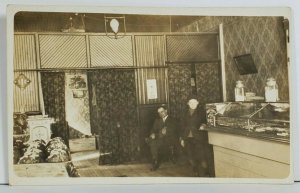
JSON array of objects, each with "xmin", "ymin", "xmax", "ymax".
[{"xmin": 205, "ymin": 102, "xmax": 290, "ymax": 142}]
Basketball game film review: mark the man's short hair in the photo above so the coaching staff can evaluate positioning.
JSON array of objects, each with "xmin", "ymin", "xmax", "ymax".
[{"xmin": 157, "ymin": 105, "xmax": 167, "ymax": 111}]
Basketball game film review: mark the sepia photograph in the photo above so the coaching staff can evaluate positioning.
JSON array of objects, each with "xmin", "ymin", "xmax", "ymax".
[{"xmin": 7, "ymin": 5, "xmax": 292, "ymax": 185}]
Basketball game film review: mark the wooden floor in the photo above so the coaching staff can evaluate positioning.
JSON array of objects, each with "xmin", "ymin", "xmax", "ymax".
[{"xmin": 71, "ymin": 151, "xmax": 195, "ymax": 177}]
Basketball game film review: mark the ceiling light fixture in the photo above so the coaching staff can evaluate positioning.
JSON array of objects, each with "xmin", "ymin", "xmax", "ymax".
[{"xmin": 104, "ymin": 15, "xmax": 126, "ymax": 39}]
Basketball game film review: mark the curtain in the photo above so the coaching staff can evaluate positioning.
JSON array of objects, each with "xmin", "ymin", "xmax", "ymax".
[
  {"xmin": 168, "ymin": 63, "xmax": 219, "ymax": 176},
  {"xmin": 168, "ymin": 64, "xmax": 193, "ymax": 120},
  {"xmin": 88, "ymin": 69, "xmax": 139, "ymax": 164},
  {"xmin": 195, "ymin": 62, "xmax": 222, "ymax": 104},
  {"xmin": 168, "ymin": 63, "xmax": 222, "ymax": 120},
  {"xmin": 41, "ymin": 72, "xmax": 69, "ymax": 146}
]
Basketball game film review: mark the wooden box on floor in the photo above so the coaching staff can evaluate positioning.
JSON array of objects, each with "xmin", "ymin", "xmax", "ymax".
[{"xmin": 69, "ymin": 137, "xmax": 97, "ymax": 153}]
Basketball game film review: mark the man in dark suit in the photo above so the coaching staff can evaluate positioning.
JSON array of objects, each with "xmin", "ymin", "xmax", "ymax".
[
  {"xmin": 180, "ymin": 98, "xmax": 209, "ymax": 177},
  {"xmin": 148, "ymin": 105, "xmax": 179, "ymax": 171}
]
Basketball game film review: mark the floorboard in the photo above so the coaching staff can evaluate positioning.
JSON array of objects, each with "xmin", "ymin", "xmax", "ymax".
[{"xmin": 71, "ymin": 151, "xmax": 195, "ymax": 177}]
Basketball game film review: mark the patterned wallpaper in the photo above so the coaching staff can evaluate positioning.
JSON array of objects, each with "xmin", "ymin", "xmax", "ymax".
[
  {"xmin": 178, "ymin": 16, "xmax": 289, "ymax": 101},
  {"xmin": 65, "ymin": 72, "xmax": 91, "ymax": 136},
  {"xmin": 195, "ymin": 62, "xmax": 222, "ymax": 104}
]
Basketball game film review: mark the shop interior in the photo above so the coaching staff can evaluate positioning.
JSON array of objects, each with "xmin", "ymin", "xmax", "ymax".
[{"xmin": 12, "ymin": 12, "xmax": 290, "ymax": 178}]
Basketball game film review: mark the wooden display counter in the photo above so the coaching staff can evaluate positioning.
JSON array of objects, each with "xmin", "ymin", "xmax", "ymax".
[
  {"xmin": 205, "ymin": 102, "xmax": 290, "ymax": 178},
  {"xmin": 206, "ymin": 127, "xmax": 290, "ymax": 178}
]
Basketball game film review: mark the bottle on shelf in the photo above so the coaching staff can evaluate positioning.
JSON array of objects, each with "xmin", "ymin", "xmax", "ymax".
[
  {"xmin": 235, "ymin": 80, "xmax": 245, "ymax": 102},
  {"xmin": 265, "ymin": 77, "xmax": 279, "ymax": 102}
]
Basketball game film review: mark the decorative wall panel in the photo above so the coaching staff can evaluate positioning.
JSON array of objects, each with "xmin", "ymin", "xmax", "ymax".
[
  {"xmin": 135, "ymin": 35, "xmax": 166, "ymax": 67},
  {"xmin": 195, "ymin": 62, "xmax": 222, "ymax": 104},
  {"xmin": 13, "ymin": 72, "xmax": 40, "ymax": 112},
  {"xmin": 178, "ymin": 16, "xmax": 289, "ymax": 101},
  {"xmin": 65, "ymin": 72, "xmax": 91, "ymax": 136},
  {"xmin": 89, "ymin": 35, "xmax": 133, "ymax": 67},
  {"xmin": 41, "ymin": 72, "xmax": 69, "ymax": 146},
  {"xmin": 14, "ymin": 35, "xmax": 37, "ymax": 70},
  {"xmin": 166, "ymin": 35, "xmax": 219, "ymax": 62},
  {"xmin": 177, "ymin": 16, "xmax": 239, "ymax": 33},
  {"xmin": 39, "ymin": 35, "xmax": 87, "ymax": 68},
  {"xmin": 88, "ymin": 70, "xmax": 139, "ymax": 163},
  {"xmin": 137, "ymin": 68, "xmax": 167, "ymax": 104},
  {"xmin": 168, "ymin": 64, "xmax": 193, "ymax": 120}
]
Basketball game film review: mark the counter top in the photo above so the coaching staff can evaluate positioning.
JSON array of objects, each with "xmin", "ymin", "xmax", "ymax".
[{"xmin": 204, "ymin": 125, "xmax": 289, "ymax": 144}]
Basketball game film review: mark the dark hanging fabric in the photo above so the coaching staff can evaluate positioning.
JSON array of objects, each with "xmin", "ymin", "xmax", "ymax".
[
  {"xmin": 168, "ymin": 64, "xmax": 193, "ymax": 120},
  {"xmin": 88, "ymin": 69, "xmax": 139, "ymax": 164},
  {"xmin": 168, "ymin": 63, "xmax": 217, "ymax": 176},
  {"xmin": 41, "ymin": 72, "xmax": 69, "ymax": 147},
  {"xmin": 168, "ymin": 63, "xmax": 222, "ymax": 120},
  {"xmin": 195, "ymin": 62, "xmax": 222, "ymax": 104}
]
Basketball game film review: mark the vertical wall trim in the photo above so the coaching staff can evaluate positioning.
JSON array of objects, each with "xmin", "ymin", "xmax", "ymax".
[
  {"xmin": 133, "ymin": 35, "xmax": 141, "ymax": 127},
  {"xmin": 86, "ymin": 35, "xmax": 91, "ymax": 68},
  {"xmin": 35, "ymin": 33, "xmax": 41, "ymax": 69},
  {"xmin": 132, "ymin": 35, "xmax": 137, "ymax": 67},
  {"xmin": 34, "ymin": 33, "xmax": 43, "ymax": 113},
  {"xmin": 284, "ymin": 18, "xmax": 291, "ymax": 102},
  {"xmin": 37, "ymin": 72, "xmax": 45, "ymax": 116},
  {"xmin": 163, "ymin": 35, "xmax": 169, "ymax": 108},
  {"xmin": 219, "ymin": 23, "xmax": 227, "ymax": 102}
]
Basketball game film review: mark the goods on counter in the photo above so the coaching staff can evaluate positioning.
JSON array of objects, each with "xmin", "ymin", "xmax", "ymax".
[
  {"xmin": 206, "ymin": 102, "xmax": 290, "ymax": 141},
  {"xmin": 243, "ymin": 125, "xmax": 289, "ymax": 136}
]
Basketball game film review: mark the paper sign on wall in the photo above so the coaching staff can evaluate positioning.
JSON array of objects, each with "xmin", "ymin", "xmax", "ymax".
[{"xmin": 147, "ymin": 79, "xmax": 158, "ymax": 99}]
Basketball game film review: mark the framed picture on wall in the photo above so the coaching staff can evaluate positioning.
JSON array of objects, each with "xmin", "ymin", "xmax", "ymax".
[{"xmin": 233, "ymin": 54, "xmax": 258, "ymax": 75}]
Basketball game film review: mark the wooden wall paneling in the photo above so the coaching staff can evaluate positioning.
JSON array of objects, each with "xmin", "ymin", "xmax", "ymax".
[
  {"xmin": 35, "ymin": 33, "xmax": 41, "ymax": 69},
  {"xmin": 135, "ymin": 35, "xmax": 167, "ymax": 104},
  {"xmin": 135, "ymin": 35, "xmax": 166, "ymax": 67},
  {"xmin": 89, "ymin": 35, "xmax": 134, "ymax": 67},
  {"xmin": 13, "ymin": 72, "xmax": 40, "ymax": 112},
  {"xmin": 39, "ymin": 34, "xmax": 88, "ymax": 68},
  {"xmin": 166, "ymin": 34, "xmax": 219, "ymax": 62},
  {"xmin": 14, "ymin": 34, "xmax": 37, "ymax": 70},
  {"xmin": 13, "ymin": 34, "xmax": 40, "ymax": 113},
  {"xmin": 209, "ymin": 132, "xmax": 290, "ymax": 178},
  {"xmin": 137, "ymin": 68, "xmax": 167, "ymax": 104},
  {"xmin": 213, "ymin": 146, "xmax": 289, "ymax": 178}
]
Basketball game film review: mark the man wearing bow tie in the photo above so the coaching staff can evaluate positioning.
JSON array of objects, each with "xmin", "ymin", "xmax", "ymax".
[{"xmin": 148, "ymin": 105, "xmax": 179, "ymax": 171}]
